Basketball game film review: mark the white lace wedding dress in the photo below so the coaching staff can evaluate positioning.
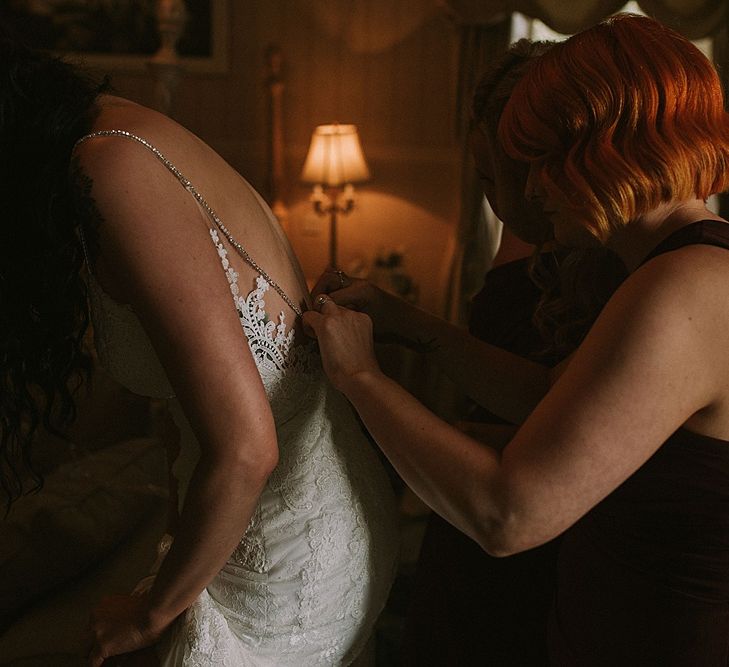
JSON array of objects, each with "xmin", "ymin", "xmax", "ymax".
[{"xmin": 76, "ymin": 131, "xmax": 399, "ymax": 666}]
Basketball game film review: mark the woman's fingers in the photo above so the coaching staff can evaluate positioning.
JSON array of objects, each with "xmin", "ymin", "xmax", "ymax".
[
  {"xmin": 310, "ymin": 267, "xmax": 348, "ymax": 298},
  {"xmin": 88, "ymin": 621, "xmax": 113, "ymax": 667},
  {"xmin": 304, "ymin": 294, "xmax": 336, "ymax": 338},
  {"xmin": 88, "ymin": 645, "xmax": 105, "ymax": 667},
  {"xmin": 303, "ymin": 294, "xmax": 333, "ymax": 338},
  {"xmin": 313, "ymin": 293, "xmax": 340, "ymax": 313},
  {"xmin": 86, "ymin": 594, "xmax": 159, "ymax": 667},
  {"xmin": 309, "ymin": 269, "xmax": 371, "ymax": 312},
  {"xmin": 309, "ymin": 273, "xmax": 337, "ymax": 298},
  {"xmin": 303, "ymin": 296, "xmax": 379, "ymax": 392}
]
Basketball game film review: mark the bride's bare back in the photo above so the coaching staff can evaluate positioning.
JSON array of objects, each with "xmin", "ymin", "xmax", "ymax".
[{"xmin": 85, "ymin": 95, "xmax": 309, "ymax": 326}]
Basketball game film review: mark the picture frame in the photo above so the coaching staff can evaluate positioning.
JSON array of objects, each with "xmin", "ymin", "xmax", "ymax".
[{"xmin": 1, "ymin": 0, "xmax": 229, "ymax": 74}]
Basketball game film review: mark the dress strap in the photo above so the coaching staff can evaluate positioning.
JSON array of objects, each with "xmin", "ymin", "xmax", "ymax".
[
  {"xmin": 640, "ymin": 219, "xmax": 729, "ymax": 268},
  {"xmin": 74, "ymin": 129, "xmax": 303, "ymax": 318}
]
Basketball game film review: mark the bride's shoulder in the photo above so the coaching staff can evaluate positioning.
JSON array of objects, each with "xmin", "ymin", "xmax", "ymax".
[{"xmin": 75, "ymin": 95, "xmax": 198, "ymax": 179}]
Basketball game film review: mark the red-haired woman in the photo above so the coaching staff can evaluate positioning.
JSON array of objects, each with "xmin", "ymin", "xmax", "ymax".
[{"xmin": 306, "ymin": 14, "xmax": 729, "ymax": 665}]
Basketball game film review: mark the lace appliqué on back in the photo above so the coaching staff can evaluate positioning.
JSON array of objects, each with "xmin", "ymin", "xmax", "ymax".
[{"xmin": 209, "ymin": 229, "xmax": 312, "ymax": 384}]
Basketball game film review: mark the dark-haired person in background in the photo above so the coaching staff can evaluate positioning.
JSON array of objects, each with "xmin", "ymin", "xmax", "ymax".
[{"xmin": 402, "ymin": 40, "xmax": 626, "ymax": 664}]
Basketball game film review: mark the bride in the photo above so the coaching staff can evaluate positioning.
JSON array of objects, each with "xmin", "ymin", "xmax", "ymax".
[{"xmin": 0, "ymin": 35, "xmax": 398, "ymax": 666}]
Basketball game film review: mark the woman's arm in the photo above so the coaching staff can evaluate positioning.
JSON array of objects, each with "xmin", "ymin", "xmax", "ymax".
[
  {"xmin": 310, "ymin": 272, "xmax": 551, "ymax": 424},
  {"xmin": 306, "ymin": 247, "xmax": 729, "ymax": 555},
  {"xmin": 77, "ymin": 136, "xmax": 278, "ymax": 665}
]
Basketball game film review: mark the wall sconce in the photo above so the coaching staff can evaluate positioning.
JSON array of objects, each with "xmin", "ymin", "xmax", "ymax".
[{"xmin": 300, "ymin": 123, "xmax": 370, "ymax": 268}]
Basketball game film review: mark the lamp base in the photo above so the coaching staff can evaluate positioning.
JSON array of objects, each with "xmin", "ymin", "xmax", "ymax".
[{"xmin": 311, "ymin": 186, "xmax": 355, "ymax": 269}]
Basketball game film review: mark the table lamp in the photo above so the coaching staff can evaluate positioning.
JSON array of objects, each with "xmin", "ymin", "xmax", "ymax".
[{"xmin": 300, "ymin": 123, "xmax": 370, "ymax": 268}]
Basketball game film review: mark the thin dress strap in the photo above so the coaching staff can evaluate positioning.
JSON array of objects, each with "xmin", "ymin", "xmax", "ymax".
[
  {"xmin": 74, "ymin": 129, "xmax": 303, "ymax": 318},
  {"xmin": 640, "ymin": 219, "xmax": 729, "ymax": 268}
]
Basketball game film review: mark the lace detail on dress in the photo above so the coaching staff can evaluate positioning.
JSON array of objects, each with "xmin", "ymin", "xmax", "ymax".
[
  {"xmin": 230, "ymin": 504, "xmax": 267, "ymax": 573},
  {"xmin": 182, "ymin": 591, "xmax": 236, "ymax": 667},
  {"xmin": 85, "ymin": 274, "xmax": 176, "ymax": 399},
  {"xmin": 208, "ymin": 229, "xmax": 315, "ymax": 382}
]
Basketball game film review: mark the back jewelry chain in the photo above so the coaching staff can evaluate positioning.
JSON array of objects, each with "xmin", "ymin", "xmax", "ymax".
[{"xmin": 74, "ymin": 129, "xmax": 304, "ymax": 318}]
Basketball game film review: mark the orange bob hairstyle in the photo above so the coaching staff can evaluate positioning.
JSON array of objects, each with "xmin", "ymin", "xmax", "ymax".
[{"xmin": 498, "ymin": 13, "xmax": 729, "ymax": 242}]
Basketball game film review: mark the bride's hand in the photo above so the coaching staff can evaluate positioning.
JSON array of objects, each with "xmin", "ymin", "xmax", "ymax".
[
  {"xmin": 303, "ymin": 295, "xmax": 382, "ymax": 394},
  {"xmin": 88, "ymin": 593, "xmax": 167, "ymax": 667}
]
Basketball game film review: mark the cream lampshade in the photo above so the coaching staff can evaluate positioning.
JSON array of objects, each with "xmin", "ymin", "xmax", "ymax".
[
  {"xmin": 300, "ymin": 124, "xmax": 370, "ymax": 186},
  {"xmin": 300, "ymin": 124, "xmax": 370, "ymax": 268}
]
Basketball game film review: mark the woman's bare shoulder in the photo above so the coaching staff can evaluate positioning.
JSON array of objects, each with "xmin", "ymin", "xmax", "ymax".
[
  {"xmin": 581, "ymin": 240, "xmax": 729, "ymax": 404},
  {"xmin": 76, "ymin": 95, "xmax": 245, "ymax": 226},
  {"xmin": 624, "ymin": 241, "xmax": 729, "ymax": 313},
  {"xmin": 75, "ymin": 95, "xmax": 204, "ymax": 178}
]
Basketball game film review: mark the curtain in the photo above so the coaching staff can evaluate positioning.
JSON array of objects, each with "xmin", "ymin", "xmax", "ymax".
[
  {"xmin": 443, "ymin": 15, "xmax": 512, "ymax": 325},
  {"xmin": 443, "ymin": 0, "xmax": 725, "ymax": 38}
]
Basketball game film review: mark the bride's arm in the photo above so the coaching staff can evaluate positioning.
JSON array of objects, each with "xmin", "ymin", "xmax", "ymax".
[
  {"xmin": 310, "ymin": 274, "xmax": 550, "ymax": 424},
  {"xmin": 77, "ymin": 136, "xmax": 278, "ymax": 665}
]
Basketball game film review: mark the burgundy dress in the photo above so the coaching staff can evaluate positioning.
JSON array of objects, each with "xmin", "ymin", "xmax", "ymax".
[
  {"xmin": 401, "ymin": 257, "xmax": 565, "ymax": 667},
  {"xmin": 549, "ymin": 220, "xmax": 729, "ymax": 666},
  {"xmin": 401, "ymin": 245, "xmax": 626, "ymax": 665}
]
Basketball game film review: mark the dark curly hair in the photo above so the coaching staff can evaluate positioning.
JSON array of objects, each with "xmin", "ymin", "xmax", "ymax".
[
  {"xmin": 0, "ymin": 30, "xmax": 108, "ymax": 510},
  {"xmin": 528, "ymin": 246, "xmax": 626, "ymax": 358}
]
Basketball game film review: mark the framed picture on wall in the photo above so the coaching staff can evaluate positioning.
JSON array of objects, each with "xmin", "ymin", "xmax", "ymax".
[{"xmin": 0, "ymin": 0, "xmax": 229, "ymax": 73}]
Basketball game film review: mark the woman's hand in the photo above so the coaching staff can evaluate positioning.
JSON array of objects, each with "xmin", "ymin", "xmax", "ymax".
[
  {"xmin": 88, "ymin": 593, "xmax": 169, "ymax": 667},
  {"xmin": 303, "ymin": 295, "xmax": 383, "ymax": 394},
  {"xmin": 309, "ymin": 269, "xmax": 394, "ymax": 333}
]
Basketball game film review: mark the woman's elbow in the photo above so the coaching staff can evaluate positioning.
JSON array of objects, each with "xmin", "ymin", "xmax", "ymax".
[
  {"xmin": 477, "ymin": 527, "xmax": 521, "ymax": 558},
  {"xmin": 218, "ymin": 432, "xmax": 279, "ymax": 481},
  {"xmin": 247, "ymin": 435, "xmax": 279, "ymax": 479},
  {"xmin": 480, "ymin": 537, "xmax": 522, "ymax": 558},
  {"xmin": 259, "ymin": 439, "xmax": 279, "ymax": 477},
  {"xmin": 475, "ymin": 511, "xmax": 540, "ymax": 558}
]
